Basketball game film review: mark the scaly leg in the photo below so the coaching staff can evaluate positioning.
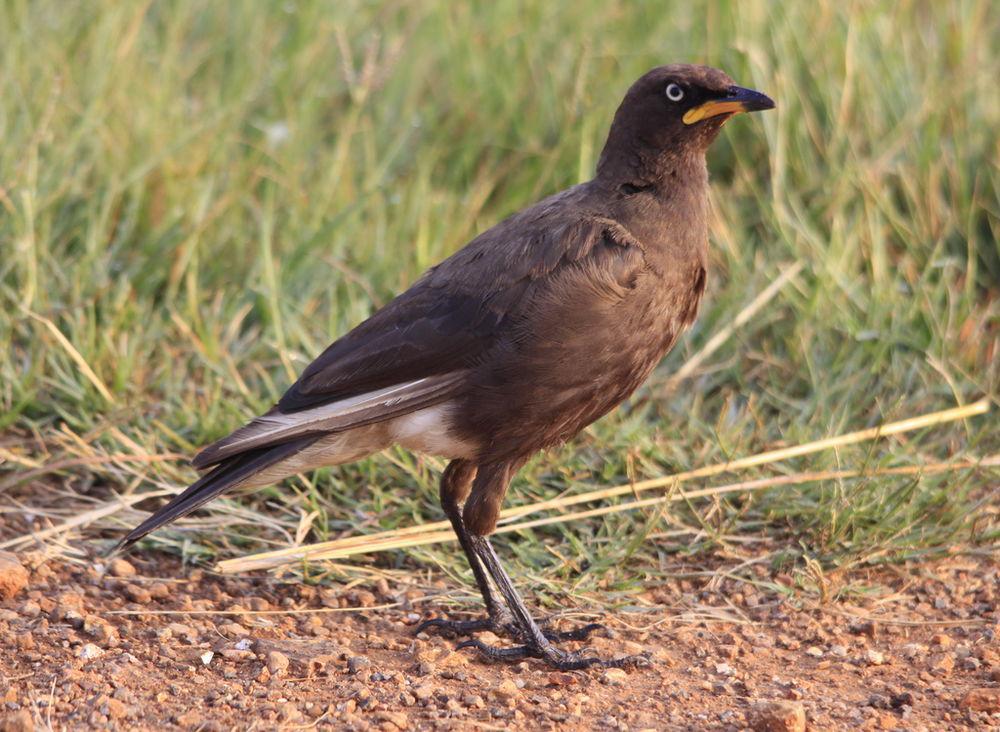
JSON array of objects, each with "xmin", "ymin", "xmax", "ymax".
[
  {"xmin": 415, "ymin": 461, "xmax": 514, "ymax": 636},
  {"xmin": 456, "ymin": 534, "xmax": 647, "ymax": 670},
  {"xmin": 416, "ymin": 461, "xmax": 602, "ymax": 644}
]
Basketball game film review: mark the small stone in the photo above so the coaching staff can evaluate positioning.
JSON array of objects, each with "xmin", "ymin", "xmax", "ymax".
[
  {"xmin": 0, "ymin": 709, "xmax": 34, "ymax": 732},
  {"xmin": 864, "ymin": 649, "xmax": 885, "ymax": 666},
  {"xmin": 492, "ymin": 678, "xmax": 519, "ymax": 702},
  {"xmin": 961, "ymin": 656, "xmax": 981, "ymax": 671},
  {"xmin": 830, "ymin": 644, "xmax": 849, "ymax": 657},
  {"xmin": 804, "ymin": 646, "xmax": 823, "ymax": 658},
  {"xmin": 375, "ymin": 711, "xmax": 408, "ymax": 729},
  {"xmin": 463, "ymin": 694, "xmax": 485, "ymax": 708},
  {"xmin": 748, "ymin": 700, "xmax": 806, "ymax": 732},
  {"xmin": 714, "ymin": 662, "xmax": 735, "ymax": 676},
  {"xmin": 347, "ymin": 655, "xmax": 371, "ymax": 674},
  {"xmin": 219, "ymin": 649, "xmax": 254, "ymax": 662},
  {"xmin": 890, "ymin": 691, "xmax": 915, "ymax": 709},
  {"xmin": 20, "ymin": 601, "xmax": 40, "ymax": 618},
  {"xmin": 547, "ymin": 673, "xmax": 577, "ymax": 687},
  {"xmin": 108, "ymin": 558, "xmax": 136, "ymax": 578},
  {"xmin": 0, "ymin": 552, "xmax": 29, "ymax": 601},
  {"xmin": 601, "ymin": 667, "xmax": 628, "ymax": 685},
  {"xmin": 930, "ymin": 633, "xmax": 953, "ymax": 649},
  {"xmin": 959, "ymin": 688, "xmax": 1000, "ymax": 713},
  {"xmin": 123, "ymin": 584, "xmax": 151, "ymax": 604},
  {"xmin": 266, "ymin": 650, "xmax": 290, "ymax": 675},
  {"xmin": 78, "ymin": 643, "xmax": 104, "ymax": 660},
  {"xmin": 929, "ymin": 653, "xmax": 954, "ymax": 675},
  {"xmin": 900, "ymin": 643, "xmax": 926, "ymax": 659},
  {"xmin": 200, "ymin": 651, "xmax": 214, "ymax": 666},
  {"xmin": 412, "ymin": 684, "xmax": 434, "ymax": 702}
]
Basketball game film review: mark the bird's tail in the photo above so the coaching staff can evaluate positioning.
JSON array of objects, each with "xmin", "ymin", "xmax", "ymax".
[{"xmin": 111, "ymin": 435, "xmax": 320, "ymax": 555}]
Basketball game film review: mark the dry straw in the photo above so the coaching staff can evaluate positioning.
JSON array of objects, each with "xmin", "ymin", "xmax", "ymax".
[{"xmin": 218, "ymin": 398, "xmax": 992, "ymax": 574}]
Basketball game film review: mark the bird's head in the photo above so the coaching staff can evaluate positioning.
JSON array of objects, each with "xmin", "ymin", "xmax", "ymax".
[{"xmin": 597, "ymin": 64, "xmax": 774, "ymax": 185}]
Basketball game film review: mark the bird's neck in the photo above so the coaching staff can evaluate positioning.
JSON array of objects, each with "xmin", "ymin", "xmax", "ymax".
[
  {"xmin": 595, "ymin": 143, "xmax": 708, "ymax": 195},
  {"xmin": 593, "ymin": 147, "xmax": 710, "ymax": 262}
]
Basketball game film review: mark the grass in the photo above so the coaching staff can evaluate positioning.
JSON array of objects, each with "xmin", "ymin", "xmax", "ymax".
[{"xmin": 1, "ymin": 1, "xmax": 998, "ymax": 605}]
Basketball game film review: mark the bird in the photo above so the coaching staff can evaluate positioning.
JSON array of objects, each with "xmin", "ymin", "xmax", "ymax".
[{"xmin": 116, "ymin": 63, "xmax": 774, "ymax": 670}]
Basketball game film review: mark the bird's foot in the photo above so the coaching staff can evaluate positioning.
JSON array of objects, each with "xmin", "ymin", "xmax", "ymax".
[
  {"xmin": 414, "ymin": 614, "xmax": 506, "ymax": 638},
  {"xmin": 457, "ymin": 636, "xmax": 650, "ymax": 671},
  {"xmin": 417, "ymin": 613, "xmax": 603, "ymax": 645}
]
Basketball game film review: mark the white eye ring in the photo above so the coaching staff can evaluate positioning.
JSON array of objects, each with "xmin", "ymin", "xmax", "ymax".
[{"xmin": 665, "ymin": 83, "xmax": 684, "ymax": 102}]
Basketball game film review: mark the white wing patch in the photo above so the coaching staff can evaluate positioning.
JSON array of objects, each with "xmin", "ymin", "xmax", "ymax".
[{"xmin": 235, "ymin": 402, "xmax": 477, "ymax": 489}]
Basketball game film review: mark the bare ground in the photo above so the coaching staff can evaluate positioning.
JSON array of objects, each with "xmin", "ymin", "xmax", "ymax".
[{"xmin": 0, "ymin": 550, "xmax": 998, "ymax": 731}]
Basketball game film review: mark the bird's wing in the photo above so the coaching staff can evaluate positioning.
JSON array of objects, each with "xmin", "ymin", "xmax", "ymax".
[{"xmin": 194, "ymin": 192, "xmax": 644, "ymax": 468}]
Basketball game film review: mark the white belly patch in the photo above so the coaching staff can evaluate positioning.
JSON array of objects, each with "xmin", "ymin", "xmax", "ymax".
[{"xmin": 390, "ymin": 403, "xmax": 477, "ymax": 460}]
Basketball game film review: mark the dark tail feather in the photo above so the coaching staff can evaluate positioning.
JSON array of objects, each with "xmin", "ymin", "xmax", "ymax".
[{"xmin": 111, "ymin": 435, "xmax": 320, "ymax": 555}]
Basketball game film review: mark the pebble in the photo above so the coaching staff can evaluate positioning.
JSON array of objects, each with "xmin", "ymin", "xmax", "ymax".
[
  {"xmin": 601, "ymin": 668, "xmax": 628, "ymax": 685},
  {"xmin": 0, "ymin": 552, "xmax": 29, "ymax": 601},
  {"xmin": 929, "ymin": 653, "xmax": 954, "ymax": 675},
  {"xmin": 347, "ymin": 655, "xmax": 371, "ymax": 674},
  {"xmin": 492, "ymin": 678, "xmax": 519, "ymax": 703},
  {"xmin": 930, "ymin": 633, "xmax": 953, "ymax": 649},
  {"xmin": 804, "ymin": 646, "xmax": 823, "ymax": 658},
  {"xmin": 864, "ymin": 649, "xmax": 886, "ymax": 666},
  {"xmin": 78, "ymin": 643, "xmax": 104, "ymax": 660},
  {"xmin": 108, "ymin": 558, "xmax": 136, "ymax": 578},
  {"xmin": 266, "ymin": 650, "xmax": 290, "ymax": 675},
  {"xmin": 412, "ymin": 684, "xmax": 434, "ymax": 702},
  {"xmin": 375, "ymin": 711, "xmax": 408, "ymax": 729},
  {"xmin": 747, "ymin": 700, "xmax": 806, "ymax": 732},
  {"xmin": 123, "ymin": 584, "xmax": 152, "ymax": 604}
]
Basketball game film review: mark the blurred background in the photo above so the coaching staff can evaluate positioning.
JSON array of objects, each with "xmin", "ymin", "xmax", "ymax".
[{"xmin": 1, "ymin": 1, "xmax": 997, "ymax": 597}]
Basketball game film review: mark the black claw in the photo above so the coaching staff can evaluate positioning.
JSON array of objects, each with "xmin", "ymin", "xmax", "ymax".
[
  {"xmin": 542, "ymin": 622, "xmax": 604, "ymax": 642},
  {"xmin": 456, "ymin": 638, "xmax": 538, "ymax": 661},
  {"xmin": 414, "ymin": 616, "xmax": 496, "ymax": 638}
]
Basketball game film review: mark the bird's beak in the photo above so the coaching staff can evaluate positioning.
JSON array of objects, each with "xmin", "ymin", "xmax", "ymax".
[{"xmin": 683, "ymin": 85, "xmax": 775, "ymax": 125}]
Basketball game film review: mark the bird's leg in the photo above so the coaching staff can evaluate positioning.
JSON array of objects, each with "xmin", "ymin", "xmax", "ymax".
[
  {"xmin": 415, "ymin": 461, "xmax": 514, "ymax": 637},
  {"xmin": 454, "ymin": 462, "xmax": 646, "ymax": 669},
  {"xmin": 415, "ymin": 461, "xmax": 597, "ymax": 644},
  {"xmin": 456, "ymin": 535, "xmax": 646, "ymax": 669}
]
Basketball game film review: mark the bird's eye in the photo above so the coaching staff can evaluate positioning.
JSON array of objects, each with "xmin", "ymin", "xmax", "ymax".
[{"xmin": 665, "ymin": 83, "xmax": 685, "ymax": 102}]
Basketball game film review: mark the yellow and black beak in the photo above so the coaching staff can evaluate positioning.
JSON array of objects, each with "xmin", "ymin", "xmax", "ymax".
[{"xmin": 683, "ymin": 85, "xmax": 775, "ymax": 125}]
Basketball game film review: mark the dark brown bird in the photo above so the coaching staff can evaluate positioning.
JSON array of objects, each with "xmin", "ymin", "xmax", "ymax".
[{"xmin": 118, "ymin": 64, "xmax": 774, "ymax": 669}]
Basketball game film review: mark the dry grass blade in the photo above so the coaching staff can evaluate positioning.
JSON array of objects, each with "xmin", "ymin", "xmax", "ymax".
[
  {"xmin": 21, "ymin": 307, "xmax": 116, "ymax": 404},
  {"xmin": 221, "ymin": 457, "xmax": 998, "ymax": 568},
  {"xmin": 217, "ymin": 399, "xmax": 992, "ymax": 572}
]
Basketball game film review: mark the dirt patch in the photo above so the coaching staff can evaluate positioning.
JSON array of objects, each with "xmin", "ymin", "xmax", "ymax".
[{"xmin": 0, "ymin": 552, "xmax": 997, "ymax": 730}]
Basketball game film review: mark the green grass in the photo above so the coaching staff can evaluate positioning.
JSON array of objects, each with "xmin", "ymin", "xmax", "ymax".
[{"xmin": 2, "ymin": 1, "xmax": 998, "ymax": 602}]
